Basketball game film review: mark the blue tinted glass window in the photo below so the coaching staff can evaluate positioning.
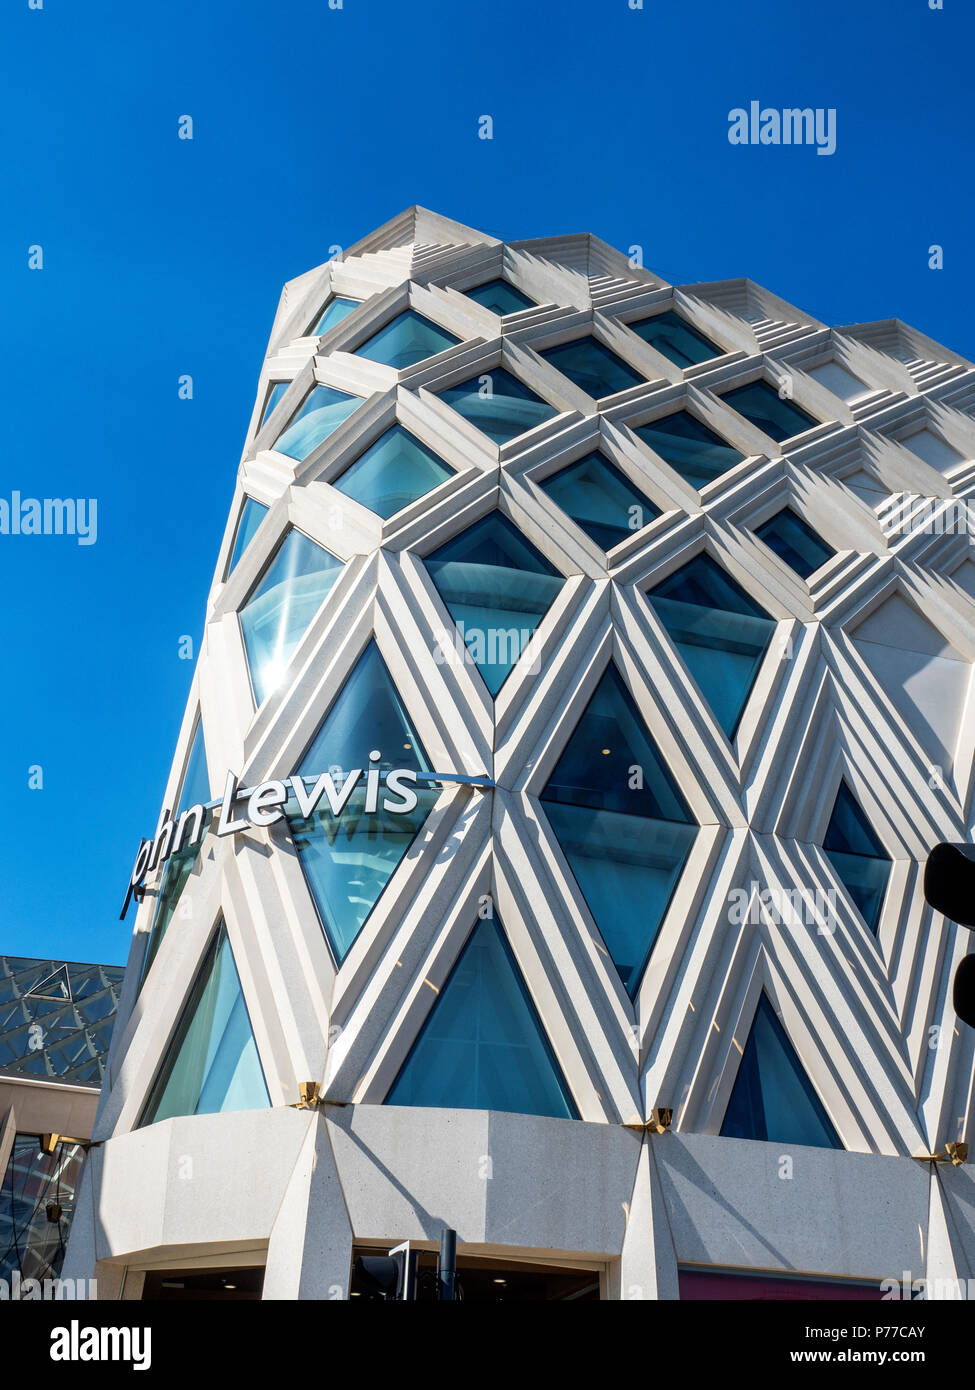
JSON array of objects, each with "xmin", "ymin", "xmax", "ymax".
[
  {"xmin": 721, "ymin": 381, "xmax": 818, "ymax": 443},
  {"xmin": 288, "ymin": 643, "xmax": 435, "ymax": 963},
  {"xmin": 332, "ymin": 426, "xmax": 452, "ymax": 520},
  {"xmin": 387, "ymin": 916, "xmax": 577, "ymax": 1119},
  {"xmin": 139, "ymin": 925, "xmax": 270, "ymax": 1127},
  {"xmin": 260, "ymin": 382, "xmax": 289, "ymax": 427},
  {"xmin": 823, "ymin": 783, "xmax": 891, "ymax": 935},
  {"xmin": 275, "ymin": 385, "xmax": 361, "ymax": 462},
  {"xmin": 647, "ymin": 554, "xmax": 775, "ymax": 737},
  {"xmin": 356, "ymin": 309, "xmax": 459, "ymax": 370},
  {"xmin": 541, "ymin": 665, "xmax": 696, "ymax": 995},
  {"xmin": 627, "ymin": 310, "xmax": 722, "ymax": 369},
  {"xmin": 541, "ymin": 336, "xmax": 645, "ymax": 398},
  {"xmin": 634, "ymin": 411, "xmax": 744, "ymax": 490},
  {"xmin": 239, "ymin": 529, "xmax": 343, "ymax": 705},
  {"xmin": 466, "ymin": 278, "xmax": 535, "ymax": 316},
  {"xmin": 228, "ymin": 497, "xmax": 269, "ymax": 574},
  {"xmin": 541, "ymin": 452, "xmax": 659, "ymax": 550},
  {"xmin": 754, "ymin": 509, "xmax": 834, "ymax": 580},
  {"xmin": 721, "ymin": 995, "xmax": 841, "ymax": 1148},
  {"xmin": 311, "ymin": 296, "xmax": 360, "ymax": 336},
  {"xmin": 439, "ymin": 368, "xmax": 559, "ymax": 445},
  {"xmin": 425, "ymin": 512, "xmax": 564, "ymax": 696}
]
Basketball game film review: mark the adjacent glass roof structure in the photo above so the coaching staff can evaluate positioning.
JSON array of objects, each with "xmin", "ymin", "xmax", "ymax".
[{"xmin": 0, "ymin": 956, "xmax": 124, "ymax": 1085}]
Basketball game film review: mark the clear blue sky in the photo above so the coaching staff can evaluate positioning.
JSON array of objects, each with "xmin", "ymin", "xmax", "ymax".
[{"xmin": 2, "ymin": 0, "xmax": 971, "ymax": 965}]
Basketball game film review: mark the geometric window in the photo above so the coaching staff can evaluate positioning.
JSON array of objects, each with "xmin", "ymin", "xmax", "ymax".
[
  {"xmin": 806, "ymin": 361, "xmax": 870, "ymax": 403},
  {"xmin": 646, "ymin": 554, "xmax": 776, "ymax": 738},
  {"xmin": 541, "ymin": 665, "xmax": 697, "ymax": 996},
  {"xmin": 259, "ymin": 382, "xmax": 289, "ymax": 428},
  {"xmin": 540, "ymin": 337, "xmax": 645, "ymax": 399},
  {"xmin": 754, "ymin": 508, "xmax": 834, "ymax": 580},
  {"xmin": 823, "ymin": 782, "xmax": 891, "ymax": 937},
  {"xmin": 354, "ymin": 310, "xmax": 459, "ymax": 371},
  {"xmin": 634, "ymin": 411, "xmax": 744, "ymax": 491},
  {"xmin": 141, "ymin": 718, "xmax": 212, "ymax": 984},
  {"xmin": 903, "ymin": 428, "xmax": 966, "ymax": 475},
  {"xmin": 438, "ymin": 368, "xmax": 559, "ymax": 446},
  {"xmin": 540, "ymin": 452, "xmax": 659, "ymax": 551},
  {"xmin": 424, "ymin": 512, "xmax": 565, "ymax": 696},
  {"xmin": 227, "ymin": 497, "xmax": 269, "ymax": 574},
  {"xmin": 720, "ymin": 995, "xmax": 842, "ymax": 1149},
  {"xmin": 331, "ymin": 426, "xmax": 453, "ymax": 520},
  {"xmin": 239, "ymin": 529, "xmax": 343, "ymax": 706},
  {"xmin": 720, "ymin": 380, "xmax": 818, "ymax": 443},
  {"xmin": 138, "ymin": 925, "xmax": 270, "ymax": 1128},
  {"xmin": 288, "ymin": 643, "xmax": 436, "ymax": 965},
  {"xmin": 0, "ymin": 956, "xmax": 124, "ymax": 1086},
  {"xmin": 310, "ymin": 296, "xmax": 360, "ymax": 337},
  {"xmin": 465, "ymin": 279, "xmax": 535, "ymax": 316},
  {"xmin": 274, "ymin": 385, "xmax": 362, "ymax": 463},
  {"xmin": 627, "ymin": 310, "xmax": 722, "ymax": 369},
  {"xmin": 385, "ymin": 916, "xmax": 578, "ymax": 1120}
]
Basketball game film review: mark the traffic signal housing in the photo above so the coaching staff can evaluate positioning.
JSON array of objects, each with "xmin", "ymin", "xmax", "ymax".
[{"xmin": 924, "ymin": 843, "xmax": 975, "ymax": 1028}]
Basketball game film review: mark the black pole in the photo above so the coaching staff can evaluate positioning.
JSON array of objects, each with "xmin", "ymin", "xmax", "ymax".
[{"xmin": 438, "ymin": 1227, "xmax": 456, "ymax": 1302}]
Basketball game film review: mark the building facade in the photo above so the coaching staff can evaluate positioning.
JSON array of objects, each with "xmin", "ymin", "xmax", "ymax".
[{"xmin": 64, "ymin": 208, "xmax": 975, "ymax": 1300}]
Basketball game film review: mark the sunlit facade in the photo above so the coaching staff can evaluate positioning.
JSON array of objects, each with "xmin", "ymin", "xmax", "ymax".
[{"xmin": 64, "ymin": 207, "xmax": 975, "ymax": 1301}]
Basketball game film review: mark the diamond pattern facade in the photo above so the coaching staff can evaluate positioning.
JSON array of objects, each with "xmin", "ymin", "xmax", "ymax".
[{"xmin": 66, "ymin": 207, "xmax": 975, "ymax": 1300}]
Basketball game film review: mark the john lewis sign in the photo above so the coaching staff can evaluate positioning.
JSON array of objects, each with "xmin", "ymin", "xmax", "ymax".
[{"xmin": 120, "ymin": 755, "xmax": 491, "ymax": 919}]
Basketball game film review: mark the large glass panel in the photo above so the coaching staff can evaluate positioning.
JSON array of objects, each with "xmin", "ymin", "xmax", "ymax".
[
  {"xmin": 466, "ymin": 278, "xmax": 535, "ymax": 316},
  {"xmin": 228, "ymin": 497, "xmax": 269, "ymax": 574},
  {"xmin": 634, "ymin": 411, "xmax": 744, "ymax": 490},
  {"xmin": 541, "ymin": 451, "xmax": 659, "ymax": 550},
  {"xmin": 355, "ymin": 309, "xmax": 459, "ymax": 370},
  {"xmin": 141, "ymin": 719, "xmax": 212, "ymax": 983},
  {"xmin": 259, "ymin": 382, "xmax": 289, "ymax": 428},
  {"xmin": 0, "ymin": 1134, "xmax": 85, "ymax": 1283},
  {"xmin": 439, "ymin": 367, "xmax": 559, "ymax": 445},
  {"xmin": 310, "ymin": 295, "xmax": 360, "ymax": 336},
  {"xmin": 288, "ymin": 643, "xmax": 435, "ymax": 963},
  {"xmin": 139, "ymin": 926, "xmax": 270, "ymax": 1127},
  {"xmin": 239, "ymin": 529, "xmax": 343, "ymax": 705},
  {"xmin": 332, "ymin": 425, "xmax": 452, "ymax": 519},
  {"xmin": 424, "ymin": 512, "xmax": 564, "ymax": 696},
  {"xmin": 721, "ymin": 995, "xmax": 841, "ymax": 1148},
  {"xmin": 541, "ymin": 665, "xmax": 696, "ymax": 995},
  {"xmin": 0, "ymin": 957, "xmax": 123, "ymax": 1085},
  {"xmin": 541, "ymin": 336, "xmax": 645, "ymax": 398},
  {"xmin": 274, "ymin": 385, "xmax": 361, "ymax": 462},
  {"xmin": 823, "ymin": 782, "xmax": 891, "ymax": 935},
  {"xmin": 754, "ymin": 508, "xmax": 834, "ymax": 580},
  {"xmin": 627, "ymin": 310, "xmax": 722, "ymax": 369},
  {"xmin": 386, "ymin": 917, "xmax": 577, "ymax": 1119},
  {"xmin": 647, "ymin": 554, "xmax": 775, "ymax": 738},
  {"xmin": 721, "ymin": 380, "xmax": 818, "ymax": 443}
]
